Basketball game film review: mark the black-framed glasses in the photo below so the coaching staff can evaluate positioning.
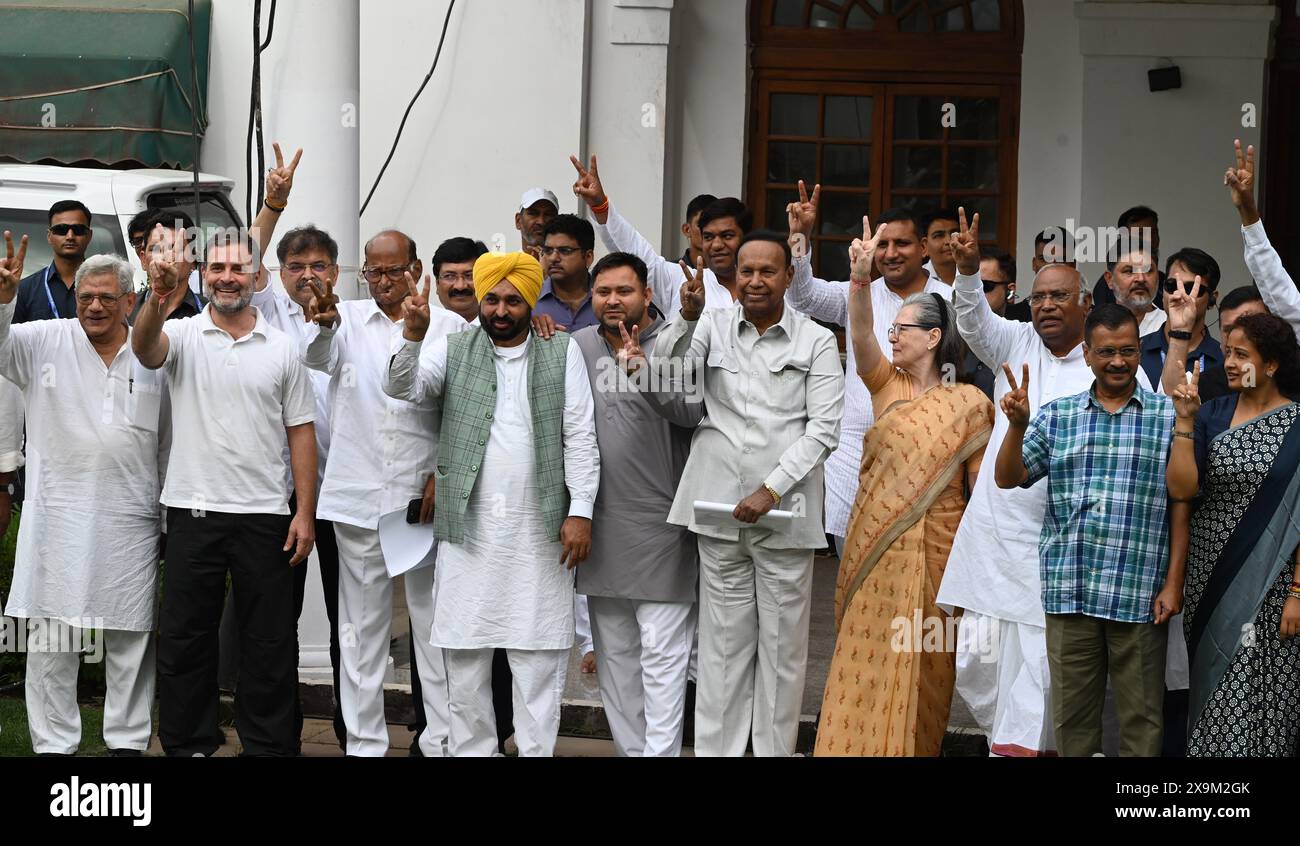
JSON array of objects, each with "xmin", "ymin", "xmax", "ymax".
[
  {"xmin": 361, "ymin": 265, "xmax": 413, "ymax": 283},
  {"xmin": 982, "ymin": 279, "xmax": 1011, "ymax": 293},
  {"xmin": 283, "ymin": 262, "xmax": 335, "ymax": 276},
  {"xmin": 50, "ymin": 223, "xmax": 91, "ymax": 237},
  {"xmin": 539, "ymin": 246, "xmax": 582, "ymax": 258},
  {"xmin": 1163, "ymin": 278, "xmax": 1210, "ymax": 297},
  {"xmin": 887, "ymin": 323, "xmax": 935, "ymax": 338}
]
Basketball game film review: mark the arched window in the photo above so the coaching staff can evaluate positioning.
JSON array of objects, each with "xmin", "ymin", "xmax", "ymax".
[{"xmin": 750, "ymin": 0, "xmax": 1023, "ymax": 280}]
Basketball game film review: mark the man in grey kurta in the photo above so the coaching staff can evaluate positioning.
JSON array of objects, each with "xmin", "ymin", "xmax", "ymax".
[
  {"xmin": 647, "ymin": 231, "xmax": 844, "ymax": 758},
  {"xmin": 573, "ymin": 252, "xmax": 702, "ymax": 757}
]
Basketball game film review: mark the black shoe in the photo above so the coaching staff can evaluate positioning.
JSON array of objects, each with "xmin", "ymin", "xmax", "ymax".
[
  {"xmin": 108, "ymin": 748, "xmax": 143, "ymax": 758},
  {"xmin": 37, "ymin": 752, "xmax": 74, "ymax": 757},
  {"xmin": 409, "ymin": 738, "xmax": 424, "ymax": 757}
]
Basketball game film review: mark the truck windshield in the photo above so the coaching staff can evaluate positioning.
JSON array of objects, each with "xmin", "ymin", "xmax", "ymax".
[
  {"xmin": 0, "ymin": 208, "xmax": 127, "ymax": 274},
  {"xmin": 147, "ymin": 191, "xmax": 243, "ymax": 247}
]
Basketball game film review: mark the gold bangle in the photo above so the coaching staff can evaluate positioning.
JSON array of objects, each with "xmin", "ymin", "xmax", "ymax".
[{"xmin": 763, "ymin": 483, "xmax": 782, "ymax": 507}]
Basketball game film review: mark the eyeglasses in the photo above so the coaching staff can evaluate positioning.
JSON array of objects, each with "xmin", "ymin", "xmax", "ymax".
[
  {"xmin": 438, "ymin": 271, "xmax": 475, "ymax": 284},
  {"xmin": 76, "ymin": 293, "xmax": 123, "ymax": 307},
  {"xmin": 361, "ymin": 265, "xmax": 413, "ymax": 283},
  {"xmin": 1028, "ymin": 291, "xmax": 1076, "ymax": 306},
  {"xmin": 539, "ymin": 246, "xmax": 582, "ymax": 258},
  {"xmin": 50, "ymin": 224, "xmax": 91, "ymax": 237},
  {"xmin": 130, "ymin": 237, "xmax": 147, "ymax": 251},
  {"xmin": 1090, "ymin": 347, "xmax": 1140, "ymax": 359},
  {"xmin": 1163, "ymin": 278, "xmax": 1210, "ymax": 297},
  {"xmin": 887, "ymin": 323, "xmax": 935, "ymax": 339},
  {"xmin": 283, "ymin": 262, "xmax": 335, "ymax": 276},
  {"xmin": 982, "ymin": 279, "xmax": 1011, "ymax": 293}
]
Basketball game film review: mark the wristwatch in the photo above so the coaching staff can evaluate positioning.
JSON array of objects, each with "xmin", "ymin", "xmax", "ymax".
[
  {"xmin": 1169, "ymin": 329, "xmax": 1192, "ymax": 341},
  {"xmin": 763, "ymin": 483, "xmax": 782, "ymax": 507}
]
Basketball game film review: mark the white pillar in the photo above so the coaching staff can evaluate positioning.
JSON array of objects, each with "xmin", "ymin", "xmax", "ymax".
[{"xmin": 586, "ymin": 0, "xmax": 676, "ymax": 250}]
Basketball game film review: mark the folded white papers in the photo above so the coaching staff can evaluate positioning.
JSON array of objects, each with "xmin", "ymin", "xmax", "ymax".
[
  {"xmin": 377, "ymin": 508, "xmax": 438, "ymax": 578},
  {"xmin": 692, "ymin": 500, "xmax": 796, "ymax": 533}
]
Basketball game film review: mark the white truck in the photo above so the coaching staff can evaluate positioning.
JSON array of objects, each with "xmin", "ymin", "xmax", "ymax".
[{"xmin": 0, "ymin": 164, "xmax": 240, "ymax": 288}]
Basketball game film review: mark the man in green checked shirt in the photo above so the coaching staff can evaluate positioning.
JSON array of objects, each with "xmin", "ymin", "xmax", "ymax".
[{"xmin": 994, "ymin": 303, "xmax": 1189, "ymax": 757}]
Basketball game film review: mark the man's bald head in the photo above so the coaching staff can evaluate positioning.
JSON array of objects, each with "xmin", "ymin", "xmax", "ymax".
[
  {"xmin": 1030, "ymin": 263, "xmax": 1090, "ymax": 355},
  {"xmin": 364, "ymin": 229, "xmax": 418, "ymax": 266}
]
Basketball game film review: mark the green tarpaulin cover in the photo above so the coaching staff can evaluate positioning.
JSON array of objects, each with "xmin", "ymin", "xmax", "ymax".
[{"xmin": 0, "ymin": 0, "xmax": 211, "ymax": 168}]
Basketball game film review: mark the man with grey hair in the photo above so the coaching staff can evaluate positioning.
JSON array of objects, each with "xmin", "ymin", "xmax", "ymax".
[
  {"xmin": 0, "ymin": 245, "xmax": 166, "ymax": 756},
  {"xmin": 134, "ymin": 229, "xmax": 318, "ymax": 757},
  {"xmin": 938, "ymin": 211, "xmax": 1153, "ymax": 757}
]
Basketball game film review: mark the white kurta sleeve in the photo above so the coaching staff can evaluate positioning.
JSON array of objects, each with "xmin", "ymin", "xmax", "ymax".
[
  {"xmin": 787, "ymin": 255, "xmax": 850, "ymax": 326},
  {"xmin": 384, "ymin": 334, "xmax": 449, "ymax": 404},
  {"xmin": 1242, "ymin": 221, "xmax": 1300, "ymax": 341},
  {"xmin": 303, "ymin": 322, "xmax": 341, "ymax": 376},
  {"xmin": 0, "ymin": 301, "xmax": 40, "ymax": 388},
  {"xmin": 562, "ymin": 339, "xmax": 599, "ymax": 519},
  {"xmin": 0, "ymin": 378, "xmax": 22, "ymax": 473},
  {"xmin": 954, "ymin": 270, "xmax": 1023, "ymax": 369}
]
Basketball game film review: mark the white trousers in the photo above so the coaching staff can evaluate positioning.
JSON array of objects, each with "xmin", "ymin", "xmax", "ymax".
[
  {"xmin": 954, "ymin": 611, "xmax": 1058, "ymax": 757},
  {"xmin": 588, "ymin": 596, "xmax": 696, "ymax": 757},
  {"xmin": 405, "ymin": 563, "xmax": 450, "ymax": 756},
  {"xmin": 695, "ymin": 535, "xmax": 814, "ymax": 757},
  {"xmin": 443, "ymin": 647, "xmax": 568, "ymax": 757},
  {"xmin": 334, "ymin": 522, "xmax": 449, "ymax": 757},
  {"xmin": 574, "ymin": 593, "xmax": 594, "ymax": 655},
  {"xmin": 25, "ymin": 624, "xmax": 155, "ymax": 754}
]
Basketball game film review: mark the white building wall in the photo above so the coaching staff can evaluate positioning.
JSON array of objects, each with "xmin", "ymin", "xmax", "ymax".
[
  {"xmin": 667, "ymin": 0, "xmax": 750, "ymax": 253},
  {"xmin": 359, "ymin": 0, "xmax": 589, "ymax": 275},
  {"xmin": 1074, "ymin": 0, "xmax": 1276, "ymax": 291},
  {"xmin": 1014, "ymin": 0, "xmax": 1085, "ymax": 284},
  {"xmin": 204, "ymin": 0, "xmax": 360, "ymax": 284}
]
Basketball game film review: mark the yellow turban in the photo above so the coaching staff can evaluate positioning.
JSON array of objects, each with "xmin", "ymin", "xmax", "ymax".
[{"xmin": 473, "ymin": 252, "xmax": 544, "ymax": 308}]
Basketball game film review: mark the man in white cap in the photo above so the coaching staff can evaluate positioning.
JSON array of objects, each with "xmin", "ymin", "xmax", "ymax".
[{"xmin": 517, "ymin": 189, "xmax": 560, "ymax": 258}]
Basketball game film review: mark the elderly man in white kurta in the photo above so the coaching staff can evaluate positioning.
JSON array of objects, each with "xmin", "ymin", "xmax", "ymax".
[
  {"xmin": 939, "ymin": 249, "xmax": 1153, "ymax": 757},
  {"xmin": 385, "ymin": 251, "xmax": 599, "ymax": 757},
  {"xmin": 0, "ymin": 250, "xmax": 164, "ymax": 756},
  {"xmin": 303, "ymin": 230, "xmax": 467, "ymax": 757}
]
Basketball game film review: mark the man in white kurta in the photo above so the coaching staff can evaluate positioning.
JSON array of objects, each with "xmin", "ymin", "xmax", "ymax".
[
  {"xmin": 304, "ymin": 229, "xmax": 467, "ymax": 757},
  {"xmin": 939, "ymin": 262, "xmax": 1153, "ymax": 756},
  {"xmin": 0, "ymin": 253, "xmax": 163, "ymax": 755},
  {"xmin": 384, "ymin": 252, "xmax": 599, "ymax": 757}
]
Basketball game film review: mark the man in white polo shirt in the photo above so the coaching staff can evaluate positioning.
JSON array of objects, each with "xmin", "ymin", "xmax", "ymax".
[{"xmin": 133, "ymin": 229, "xmax": 318, "ymax": 758}]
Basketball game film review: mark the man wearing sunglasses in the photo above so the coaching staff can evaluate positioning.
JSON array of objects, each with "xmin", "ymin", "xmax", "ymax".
[
  {"xmin": 13, "ymin": 200, "xmax": 93, "ymax": 324},
  {"xmin": 1142, "ymin": 248, "xmax": 1224, "ymax": 393},
  {"xmin": 964, "ymin": 247, "xmax": 1025, "ymax": 400}
]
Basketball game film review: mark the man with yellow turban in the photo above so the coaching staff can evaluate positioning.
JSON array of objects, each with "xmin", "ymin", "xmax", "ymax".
[{"xmin": 384, "ymin": 251, "xmax": 600, "ymax": 757}]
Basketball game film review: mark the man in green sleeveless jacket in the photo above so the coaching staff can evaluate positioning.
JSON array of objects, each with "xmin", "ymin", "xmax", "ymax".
[{"xmin": 384, "ymin": 251, "xmax": 599, "ymax": 757}]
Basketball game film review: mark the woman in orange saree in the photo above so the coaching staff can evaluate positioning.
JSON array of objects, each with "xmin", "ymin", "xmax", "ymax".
[{"xmin": 816, "ymin": 216, "xmax": 993, "ymax": 757}]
